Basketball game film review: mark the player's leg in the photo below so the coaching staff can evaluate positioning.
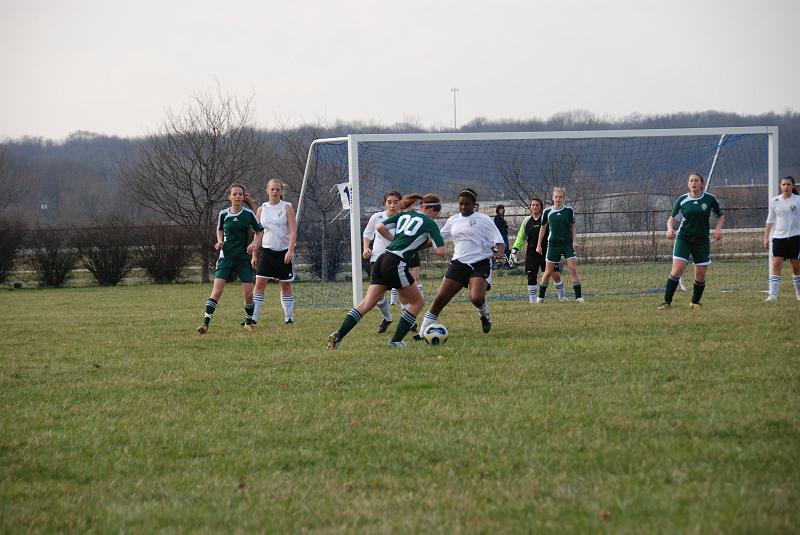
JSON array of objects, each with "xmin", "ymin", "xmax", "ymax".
[
  {"xmin": 391, "ymin": 284, "xmax": 425, "ymax": 345},
  {"xmin": 252, "ymin": 276, "xmax": 268, "ymax": 323},
  {"xmin": 525, "ymin": 253, "xmax": 538, "ymax": 303},
  {"xmin": 660, "ymin": 238, "xmax": 689, "ymax": 309},
  {"xmin": 417, "ymin": 278, "xmax": 463, "ymax": 338},
  {"xmin": 565, "ymin": 257, "xmax": 583, "ymax": 301},
  {"xmin": 468, "ymin": 275, "xmax": 492, "ymax": 333},
  {"xmin": 238, "ymin": 260, "xmax": 256, "ymax": 330},
  {"xmin": 279, "ymin": 281, "xmax": 294, "ymax": 323},
  {"xmin": 537, "ymin": 261, "xmax": 556, "ymax": 303},
  {"xmin": 199, "ymin": 277, "xmax": 227, "ymax": 333},
  {"xmin": 690, "ymin": 264, "xmax": 708, "ymax": 307},
  {"xmin": 766, "ymin": 253, "xmax": 783, "ymax": 301},
  {"xmin": 790, "ymin": 257, "xmax": 800, "ymax": 300},
  {"xmin": 328, "ymin": 283, "xmax": 388, "ymax": 349}
]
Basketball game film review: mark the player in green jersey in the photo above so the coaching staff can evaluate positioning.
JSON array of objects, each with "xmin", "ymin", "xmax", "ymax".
[
  {"xmin": 658, "ymin": 172, "xmax": 725, "ymax": 309},
  {"xmin": 535, "ymin": 187, "xmax": 584, "ymax": 302},
  {"xmin": 328, "ymin": 193, "xmax": 446, "ymax": 349},
  {"xmin": 197, "ymin": 184, "xmax": 264, "ymax": 334}
]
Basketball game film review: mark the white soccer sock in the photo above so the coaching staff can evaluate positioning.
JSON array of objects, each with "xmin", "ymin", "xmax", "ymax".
[
  {"xmin": 390, "ymin": 288, "xmax": 399, "ymax": 305},
  {"xmin": 252, "ymin": 292, "xmax": 264, "ymax": 322},
  {"xmin": 420, "ymin": 311, "xmax": 438, "ymax": 334},
  {"xmin": 768, "ymin": 275, "xmax": 781, "ymax": 298},
  {"xmin": 555, "ymin": 281, "xmax": 565, "ymax": 300},
  {"xmin": 527, "ymin": 284, "xmax": 537, "ymax": 302},
  {"xmin": 417, "ymin": 284, "xmax": 424, "ymax": 300},
  {"xmin": 476, "ymin": 300, "xmax": 490, "ymax": 318},
  {"xmin": 377, "ymin": 298, "xmax": 392, "ymax": 321},
  {"xmin": 281, "ymin": 293, "xmax": 294, "ymax": 321},
  {"xmin": 793, "ymin": 275, "xmax": 800, "ymax": 298}
]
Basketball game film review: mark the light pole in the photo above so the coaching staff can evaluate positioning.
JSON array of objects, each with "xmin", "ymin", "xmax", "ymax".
[{"xmin": 451, "ymin": 87, "xmax": 459, "ymax": 130}]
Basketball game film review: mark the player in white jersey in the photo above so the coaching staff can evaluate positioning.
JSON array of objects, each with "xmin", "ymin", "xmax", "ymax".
[
  {"xmin": 417, "ymin": 188, "xmax": 505, "ymax": 338},
  {"xmin": 247, "ymin": 179, "xmax": 298, "ymax": 330},
  {"xmin": 363, "ymin": 191, "xmax": 401, "ymax": 332},
  {"xmin": 763, "ymin": 176, "xmax": 800, "ymax": 301}
]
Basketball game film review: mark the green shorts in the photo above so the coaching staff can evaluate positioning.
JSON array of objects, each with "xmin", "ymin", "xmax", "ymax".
[
  {"xmin": 546, "ymin": 241, "xmax": 576, "ymax": 263},
  {"xmin": 215, "ymin": 257, "xmax": 255, "ymax": 283},
  {"xmin": 673, "ymin": 235, "xmax": 711, "ymax": 265}
]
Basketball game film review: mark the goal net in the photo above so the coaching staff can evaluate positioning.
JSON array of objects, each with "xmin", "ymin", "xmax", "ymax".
[{"xmin": 295, "ymin": 127, "xmax": 778, "ymax": 307}]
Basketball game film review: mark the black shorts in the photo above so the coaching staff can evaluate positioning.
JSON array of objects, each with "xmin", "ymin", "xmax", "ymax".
[
  {"xmin": 772, "ymin": 235, "xmax": 800, "ymax": 259},
  {"xmin": 525, "ymin": 251, "xmax": 560, "ymax": 274},
  {"xmin": 406, "ymin": 251, "xmax": 421, "ymax": 269},
  {"xmin": 445, "ymin": 258, "xmax": 492, "ymax": 290},
  {"xmin": 371, "ymin": 253, "xmax": 414, "ymax": 289},
  {"xmin": 256, "ymin": 248, "xmax": 295, "ymax": 282}
]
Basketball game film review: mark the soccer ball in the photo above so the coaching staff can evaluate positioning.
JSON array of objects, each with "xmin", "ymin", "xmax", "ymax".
[{"xmin": 422, "ymin": 323, "xmax": 448, "ymax": 345}]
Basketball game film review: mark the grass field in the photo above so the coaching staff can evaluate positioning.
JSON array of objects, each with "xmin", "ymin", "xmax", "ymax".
[{"xmin": 1, "ymin": 276, "xmax": 798, "ymax": 533}]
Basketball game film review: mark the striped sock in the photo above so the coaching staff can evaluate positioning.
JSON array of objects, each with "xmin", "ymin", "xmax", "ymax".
[
  {"xmin": 768, "ymin": 274, "xmax": 781, "ymax": 298},
  {"xmin": 390, "ymin": 288, "xmax": 399, "ymax": 305},
  {"xmin": 793, "ymin": 275, "xmax": 800, "ymax": 299},
  {"xmin": 252, "ymin": 292, "xmax": 264, "ymax": 322},
  {"xmin": 527, "ymin": 285, "xmax": 537, "ymax": 302},
  {"xmin": 203, "ymin": 298, "xmax": 217, "ymax": 326},
  {"xmin": 337, "ymin": 308, "xmax": 362, "ymax": 339},
  {"xmin": 281, "ymin": 293, "xmax": 295, "ymax": 321},
  {"xmin": 419, "ymin": 311, "xmax": 438, "ymax": 335},
  {"xmin": 244, "ymin": 302, "xmax": 255, "ymax": 325},
  {"xmin": 391, "ymin": 309, "xmax": 418, "ymax": 343},
  {"xmin": 377, "ymin": 297, "xmax": 392, "ymax": 321},
  {"xmin": 555, "ymin": 281, "xmax": 565, "ymax": 300}
]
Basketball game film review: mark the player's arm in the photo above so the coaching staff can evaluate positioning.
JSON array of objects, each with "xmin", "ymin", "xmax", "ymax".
[
  {"xmin": 362, "ymin": 213, "xmax": 377, "ymax": 259},
  {"xmin": 536, "ymin": 224, "xmax": 546, "ymax": 255},
  {"xmin": 247, "ymin": 207, "xmax": 263, "ymax": 255},
  {"xmin": 510, "ymin": 218, "xmax": 527, "ymax": 264},
  {"xmin": 571, "ymin": 223, "xmax": 578, "ymax": 250},
  {"xmin": 712, "ymin": 214, "xmax": 725, "ymax": 242},
  {"xmin": 285, "ymin": 204, "xmax": 297, "ymax": 263},
  {"xmin": 375, "ymin": 222, "xmax": 393, "ymax": 241},
  {"xmin": 215, "ymin": 212, "xmax": 225, "ymax": 251},
  {"xmin": 428, "ymin": 220, "xmax": 447, "ymax": 257}
]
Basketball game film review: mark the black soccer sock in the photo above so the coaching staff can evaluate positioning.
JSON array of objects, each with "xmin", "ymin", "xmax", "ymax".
[
  {"xmin": 573, "ymin": 283, "xmax": 582, "ymax": 299},
  {"xmin": 337, "ymin": 308, "xmax": 362, "ymax": 339},
  {"xmin": 692, "ymin": 281, "xmax": 706, "ymax": 304},
  {"xmin": 538, "ymin": 284, "xmax": 548, "ymax": 299},
  {"xmin": 664, "ymin": 275, "xmax": 680, "ymax": 304},
  {"xmin": 203, "ymin": 298, "xmax": 217, "ymax": 326},
  {"xmin": 391, "ymin": 309, "xmax": 417, "ymax": 343},
  {"xmin": 244, "ymin": 303, "xmax": 255, "ymax": 325}
]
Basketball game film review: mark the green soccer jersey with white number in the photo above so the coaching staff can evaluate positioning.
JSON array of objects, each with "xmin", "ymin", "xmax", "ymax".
[
  {"xmin": 671, "ymin": 192, "xmax": 723, "ymax": 240},
  {"xmin": 382, "ymin": 209, "xmax": 444, "ymax": 263},
  {"xmin": 545, "ymin": 206, "xmax": 575, "ymax": 244},
  {"xmin": 217, "ymin": 207, "xmax": 263, "ymax": 260}
]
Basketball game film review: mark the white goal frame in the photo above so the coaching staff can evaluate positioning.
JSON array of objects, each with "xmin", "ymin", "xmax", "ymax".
[{"xmin": 298, "ymin": 126, "xmax": 779, "ymax": 306}]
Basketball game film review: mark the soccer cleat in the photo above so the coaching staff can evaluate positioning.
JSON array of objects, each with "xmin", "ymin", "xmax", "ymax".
[
  {"xmin": 243, "ymin": 324, "xmax": 255, "ymax": 333},
  {"xmin": 535, "ymin": 297, "xmax": 544, "ymax": 304},
  {"xmin": 657, "ymin": 302, "xmax": 671, "ymax": 310},
  {"xmin": 412, "ymin": 333, "xmax": 423, "ymax": 342},
  {"xmin": 197, "ymin": 325, "xmax": 208, "ymax": 334},
  {"xmin": 575, "ymin": 297, "xmax": 585, "ymax": 303},
  {"xmin": 327, "ymin": 331, "xmax": 342, "ymax": 350},
  {"xmin": 764, "ymin": 295, "xmax": 777, "ymax": 302},
  {"xmin": 558, "ymin": 296, "xmax": 570, "ymax": 302},
  {"xmin": 387, "ymin": 340, "xmax": 406, "ymax": 348},
  {"xmin": 285, "ymin": 318, "xmax": 294, "ymax": 324},
  {"xmin": 377, "ymin": 319, "xmax": 392, "ymax": 333},
  {"xmin": 689, "ymin": 302, "xmax": 703, "ymax": 309},
  {"xmin": 480, "ymin": 315, "xmax": 491, "ymax": 334}
]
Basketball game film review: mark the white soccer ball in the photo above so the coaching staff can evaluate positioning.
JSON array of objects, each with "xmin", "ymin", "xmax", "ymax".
[{"xmin": 422, "ymin": 323, "xmax": 448, "ymax": 345}]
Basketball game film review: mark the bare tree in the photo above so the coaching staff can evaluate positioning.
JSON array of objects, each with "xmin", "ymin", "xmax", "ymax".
[
  {"xmin": 497, "ymin": 151, "xmax": 580, "ymax": 208},
  {"xmin": 122, "ymin": 88, "xmax": 270, "ymax": 281},
  {"xmin": 0, "ymin": 147, "xmax": 23, "ymax": 217}
]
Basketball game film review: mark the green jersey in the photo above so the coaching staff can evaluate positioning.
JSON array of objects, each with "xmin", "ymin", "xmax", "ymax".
[
  {"xmin": 545, "ymin": 206, "xmax": 575, "ymax": 244},
  {"xmin": 382, "ymin": 209, "xmax": 444, "ymax": 263},
  {"xmin": 217, "ymin": 206, "xmax": 263, "ymax": 260},
  {"xmin": 671, "ymin": 192, "xmax": 723, "ymax": 240}
]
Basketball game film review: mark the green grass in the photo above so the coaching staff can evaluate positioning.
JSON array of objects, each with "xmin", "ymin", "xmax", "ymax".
[{"xmin": 1, "ymin": 275, "xmax": 798, "ymax": 533}]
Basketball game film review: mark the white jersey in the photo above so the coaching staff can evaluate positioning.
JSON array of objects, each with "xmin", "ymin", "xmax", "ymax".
[
  {"xmin": 260, "ymin": 200, "xmax": 292, "ymax": 250},
  {"xmin": 766, "ymin": 194, "xmax": 800, "ymax": 239},
  {"xmin": 441, "ymin": 211, "xmax": 504, "ymax": 264},
  {"xmin": 363, "ymin": 210, "xmax": 395, "ymax": 263}
]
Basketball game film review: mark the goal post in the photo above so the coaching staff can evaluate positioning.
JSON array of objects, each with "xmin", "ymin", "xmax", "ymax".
[{"xmin": 297, "ymin": 126, "xmax": 778, "ymax": 307}]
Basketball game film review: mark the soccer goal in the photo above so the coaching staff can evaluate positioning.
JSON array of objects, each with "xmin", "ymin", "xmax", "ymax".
[{"xmin": 296, "ymin": 127, "xmax": 778, "ymax": 306}]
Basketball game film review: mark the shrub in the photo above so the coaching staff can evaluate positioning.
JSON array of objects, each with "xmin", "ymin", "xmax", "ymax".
[
  {"xmin": 76, "ymin": 219, "xmax": 135, "ymax": 286},
  {"xmin": 28, "ymin": 228, "xmax": 80, "ymax": 287},
  {"xmin": 0, "ymin": 220, "xmax": 25, "ymax": 284},
  {"xmin": 135, "ymin": 224, "xmax": 194, "ymax": 283}
]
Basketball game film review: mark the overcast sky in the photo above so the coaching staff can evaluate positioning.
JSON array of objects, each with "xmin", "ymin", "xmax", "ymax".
[{"xmin": 1, "ymin": 0, "xmax": 798, "ymax": 140}]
